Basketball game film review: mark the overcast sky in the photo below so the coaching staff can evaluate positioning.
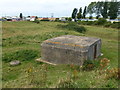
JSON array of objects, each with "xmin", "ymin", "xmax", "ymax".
[{"xmin": 0, "ymin": 0, "xmax": 116, "ymax": 17}]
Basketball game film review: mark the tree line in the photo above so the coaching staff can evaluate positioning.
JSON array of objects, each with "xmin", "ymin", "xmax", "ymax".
[{"xmin": 72, "ymin": 0, "xmax": 120, "ymax": 21}]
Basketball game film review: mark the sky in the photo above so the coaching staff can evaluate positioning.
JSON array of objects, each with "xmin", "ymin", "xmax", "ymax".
[{"xmin": 0, "ymin": 0, "xmax": 116, "ymax": 17}]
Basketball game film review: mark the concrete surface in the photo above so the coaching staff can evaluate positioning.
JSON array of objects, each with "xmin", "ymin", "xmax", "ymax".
[{"xmin": 41, "ymin": 35, "xmax": 101, "ymax": 65}]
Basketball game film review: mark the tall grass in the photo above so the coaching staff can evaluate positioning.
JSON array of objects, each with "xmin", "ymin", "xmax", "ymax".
[{"xmin": 2, "ymin": 21, "xmax": 118, "ymax": 88}]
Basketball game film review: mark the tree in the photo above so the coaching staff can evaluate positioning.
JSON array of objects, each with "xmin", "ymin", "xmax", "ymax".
[
  {"xmin": 19, "ymin": 13, "xmax": 23, "ymax": 19},
  {"xmin": 68, "ymin": 17, "xmax": 72, "ymax": 21},
  {"xmin": 89, "ymin": 16, "xmax": 93, "ymax": 19},
  {"xmin": 101, "ymin": 1, "xmax": 108, "ymax": 18},
  {"xmin": 34, "ymin": 16, "xmax": 40, "ymax": 24},
  {"xmin": 96, "ymin": 15, "xmax": 100, "ymax": 19},
  {"xmin": 83, "ymin": 6, "xmax": 87, "ymax": 19},
  {"xmin": 35, "ymin": 16, "xmax": 38, "ymax": 20},
  {"xmin": 87, "ymin": 1, "xmax": 119, "ymax": 19},
  {"xmin": 72, "ymin": 8, "xmax": 78, "ymax": 22},
  {"xmin": 118, "ymin": 2, "xmax": 120, "ymax": 16},
  {"xmin": 108, "ymin": 0, "xmax": 119, "ymax": 19},
  {"xmin": 77, "ymin": 7, "xmax": 82, "ymax": 19},
  {"xmin": 95, "ymin": 2, "xmax": 103, "ymax": 17},
  {"xmin": 87, "ymin": 2, "xmax": 97, "ymax": 18}
]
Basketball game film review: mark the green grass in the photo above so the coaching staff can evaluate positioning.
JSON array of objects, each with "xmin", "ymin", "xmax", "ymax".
[{"xmin": 2, "ymin": 21, "xmax": 118, "ymax": 88}]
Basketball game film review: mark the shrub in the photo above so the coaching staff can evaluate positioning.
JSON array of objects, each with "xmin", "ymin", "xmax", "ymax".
[
  {"xmin": 2, "ymin": 49, "xmax": 39, "ymax": 62},
  {"xmin": 104, "ymin": 23, "xmax": 112, "ymax": 28},
  {"xmin": 110, "ymin": 22, "xmax": 120, "ymax": 29},
  {"xmin": 55, "ymin": 18, "xmax": 60, "ymax": 22},
  {"xmin": 89, "ymin": 16, "xmax": 93, "ymax": 19},
  {"xmin": 86, "ymin": 21, "xmax": 95, "ymax": 25},
  {"xmin": 104, "ymin": 68, "xmax": 120, "ymax": 80},
  {"xmin": 34, "ymin": 20, "xmax": 40, "ymax": 24},
  {"xmin": 78, "ymin": 21, "xmax": 95, "ymax": 25},
  {"xmin": 68, "ymin": 17, "xmax": 72, "ymax": 21},
  {"xmin": 82, "ymin": 60, "xmax": 100, "ymax": 71},
  {"xmin": 77, "ymin": 21, "xmax": 85, "ymax": 25},
  {"xmin": 40, "ymin": 19, "xmax": 49, "ymax": 21},
  {"xmin": 95, "ymin": 18, "xmax": 107, "ymax": 25},
  {"xmin": 96, "ymin": 15, "xmax": 100, "ymax": 19},
  {"xmin": 57, "ymin": 22, "xmax": 86, "ymax": 33},
  {"xmin": 99, "ymin": 58, "xmax": 110, "ymax": 70}
]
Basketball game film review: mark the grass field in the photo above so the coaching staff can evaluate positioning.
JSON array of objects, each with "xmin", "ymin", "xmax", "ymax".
[{"xmin": 2, "ymin": 21, "xmax": 119, "ymax": 88}]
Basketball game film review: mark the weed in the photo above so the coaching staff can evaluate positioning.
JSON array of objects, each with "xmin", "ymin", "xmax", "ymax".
[
  {"xmin": 72, "ymin": 70, "xmax": 78, "ymax": 79},
  {"xmin": 56, "ymin": 78, "xmax": 79, "ymax": 88},
  {"xmin": 104, "ymin": 68, "xmax": 120, "ymax": 80},
  {"xmin": 99, "ymin": 58, "xmax": 110, "ymax": 70},
  {"xmin": 25, "ymin": 64, "xmax": 48, "ymax": 87}
]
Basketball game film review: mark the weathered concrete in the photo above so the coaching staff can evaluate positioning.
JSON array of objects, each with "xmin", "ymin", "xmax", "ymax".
[{"xmin": 41, "ymin": 35, "xmax": 101, "ymax": 65}]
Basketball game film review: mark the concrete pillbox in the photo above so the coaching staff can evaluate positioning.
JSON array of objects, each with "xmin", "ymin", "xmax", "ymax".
[{"xmin": 41, "ymin": 35, "xmax": 101, "ymax": 65}]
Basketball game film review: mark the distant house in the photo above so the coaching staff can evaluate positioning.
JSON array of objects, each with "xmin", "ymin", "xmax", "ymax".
[
  {"xmin": 42, "ymin": 18, "xmax": 49, "ymax": 21},
  {"xmin": 55, "ymin": 18, "xmax": 59, "ymax": 21},
  {"xmin": 38, "ymin": 17, "xmax": 43, "ymax": 21},
  {"xmin": 39, "ymin": 18, "xmax": 50, "ymax": 21},
  {"xmin": 5, "ymin": 16, "xmax": 12, "ymax": 21},
  {"xmin": 107, "ymin": 19, "xmax": 120, "ymax": 23},
  {"xmin": 59, "ymin": 17, "xmax": 66, "ymax": 21},
  {"xmin": 11, "ymin": 16, "xmax": 21, "ymax": 21},
  {"xmin": 30, "ymin": 16, "xmax": 36, "ymax": 21},
  {"xmin": 30, "ymin": 18, "xmax": 35, "ymax": 21},
  {"xmin": 0, "ymin": 18, "xmax": 6, "ymax": 21},
  {"xmin": 38, "ymin": 17, "xmax": 57, "ymax": 21},
  {"xmin": 49, "ymin": 18, "xmax": 56, "ymax": 21},
  {"xmin": 26, "ymin": 17, "xmax": 31, "ymax": 21},
  {"xmin": 25, "ymin": 16, "xmax": 36, "ymax": 21}
]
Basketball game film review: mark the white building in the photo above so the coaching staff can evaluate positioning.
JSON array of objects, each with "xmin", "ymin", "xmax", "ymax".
[{"xmin": 59, "ymin": 17, "xmax": 66, "ymax": 21}]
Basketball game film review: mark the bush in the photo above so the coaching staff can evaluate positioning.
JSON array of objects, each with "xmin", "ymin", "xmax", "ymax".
[
  {"xmin": 40, "ymin": 19, "xmax": 49, "ymax": 21},
  {"xmin": 82, "ymin": 60, "xmax": 100, "ymax": 71},
  {"xmin": 104, "ymin": 22, "xmax": 112, "ymax": 28},
  {"xmin": 95, "ymin": 18, "xmax": 107, "ymax": 25},
  {"xmin": 89, "ymin": 16, "xmax": 93, "ymax": 19},
  {"xmin": 68, "ymin": 17, "xmax": 72, "ymax": 21},
  {"xmin": 78, "ymin": 18, "xmax": 119, "ymax": 29},
  {"xmin": 104, "ymin": 68, "xmax": 120, "ymax": 80},
  {"xmin": 86, "ymin": 21, "xmax": 95, "ymax": 25},
  {"xmin": 2, "ymin": 49, "xmax": 39, "ymax": 62},
  {"xmin": 55, "ymin": 18, "xmax": 60, "ymax": 22},
  {"xmin": 78, "ymin": 21, "xmax": 86, "ymax": 25},
  {"xmin": 103, "ymin": 21, "xmax": 120, "ymax": 29},
  {"xmin": 110, "ymin": 22, "xmax": 120, "ymax": 29},
  {"xmin": 34, "ymin": 20, "xmax": 40, "ymax": 24},
  {"xmin": 78, "ymin": 21, "xmax": 95, "ymax": 25},
  {"xmin": 96, "ymin": 15, "xmax": 100, "ymax": 19},
  {"xmin": 57, "ymin": 22, "xmax": 86, "ymax": 33}
]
